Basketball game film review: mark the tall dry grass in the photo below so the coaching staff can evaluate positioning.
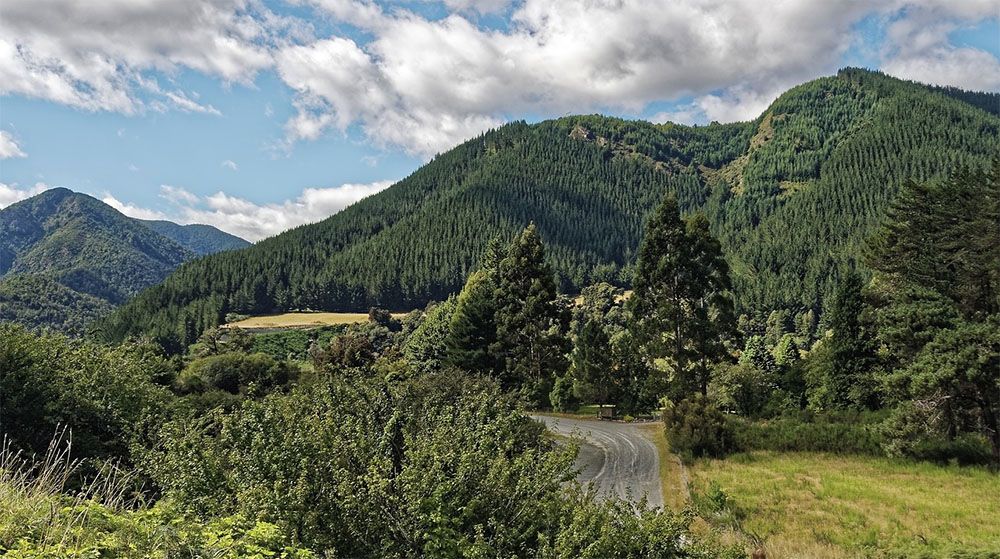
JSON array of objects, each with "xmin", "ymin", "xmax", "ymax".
[{"xmin": 0, "ymin": 428, "xmax": 146, "ymax": 554}]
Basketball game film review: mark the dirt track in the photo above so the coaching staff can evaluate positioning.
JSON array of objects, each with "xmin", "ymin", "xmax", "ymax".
[{"xmin": 532, "ymin": 415, "xmax": 663, "ymax": 509}]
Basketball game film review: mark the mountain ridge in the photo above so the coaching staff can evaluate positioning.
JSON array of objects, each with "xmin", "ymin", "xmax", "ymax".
[
  {"xmin": 136, "ymin": 219, "xmax": 249, "ymax": 256},
  {"xmin": 98, "ymin": 68, "xmax": 1000, "ymax": 350},
  {"xmin": 0, "ymin": 188, "xmax": 248, "ymax": 332}
]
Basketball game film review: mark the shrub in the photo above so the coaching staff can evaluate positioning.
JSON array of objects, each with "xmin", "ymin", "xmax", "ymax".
[
  {"xmin": 0, "ymin": 433, "xmax": 315, "ymax": 559},
  {"xmin": 880, "ymin": 403, "xmax": 994, "ymax": 466},
  {"xmin": 0, "ymin": 324, "xmax": 171, "ymax": 466},
  {"xmin": 728, "ymin": 412, "xmax": 884, "ymax": 455},
  {"xmin": 177, "ymin": 352, "xmax": 298, "ymax": 395},
  {"xmin": 550, "ymin": 375, "xmax": 578, "ymax": 412},
  {"xmin": 663, "ymin": 395, "xmax": 733, "ymax": 460}
]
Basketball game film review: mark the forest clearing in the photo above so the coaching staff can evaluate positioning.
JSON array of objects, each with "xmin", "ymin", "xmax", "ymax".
[{"xmin": 225, "ymin": 311, "xmax": 408, "ymax": 329}]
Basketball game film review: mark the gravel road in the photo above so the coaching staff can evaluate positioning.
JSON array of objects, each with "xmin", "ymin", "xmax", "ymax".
[{"xmin": 532, "ymin": 415, "xmax": 663, "ymax": 509}]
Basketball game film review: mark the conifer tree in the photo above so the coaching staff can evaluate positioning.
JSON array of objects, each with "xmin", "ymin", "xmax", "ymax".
[
  {"xmin": 629, "ymin": 196, "xmax": 736, "ymax": 397},
  {"xmin": 570, "ymin": 317, "xmax": 613, "ymax": 405},
  {"xmin": 684, "ymin": 213, "xmax": 739, "ymax": 394},
  {"xmin": 445, "ymin": 270, "xmax": 498, "ymax": 374},
  {"xmin": 493, "ymin": 224, "xmax": 569, "ymax": 405},
  {"xmin": 629, "ymin": 195, "xmax": 690, "ymax": 381},
  {"xmin": 828, "ymin": 270, "xmax": 879, "ymax": 409}
]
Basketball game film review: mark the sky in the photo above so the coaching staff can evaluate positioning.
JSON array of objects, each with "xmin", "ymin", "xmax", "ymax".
[{"xmin": 1, "ymin": 0, "xmax": 998, "ymax": 242}]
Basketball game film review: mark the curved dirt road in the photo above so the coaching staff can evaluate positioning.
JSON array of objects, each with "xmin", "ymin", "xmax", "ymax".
[{"xmin": 532, "ymin": 415, "xmax": 663, "ymax": 509}]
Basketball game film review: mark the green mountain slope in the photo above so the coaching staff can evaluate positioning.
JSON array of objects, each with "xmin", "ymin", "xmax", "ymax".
[
  {"xmin": 138, "ymin": 219, "xmax": 250, "ymax": 255},
  {"xmin": 0, "ymin": 188, "xmax": 192, "ymax": 302},
  {"xmin": 0, "ymin": 273, "xmax": 115, "ymax": 332},
  {"xmin": 102, "ymin": 69, "xmax": 1000, "ymax": 351},
  {"xmin": 0, "ymin": 189, "xmax": 247, "ymax": 332}
]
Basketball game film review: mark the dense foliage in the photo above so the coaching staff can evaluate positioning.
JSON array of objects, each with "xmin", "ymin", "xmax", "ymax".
[
  {"xmin": 0, "ymin": 323, "xmax": 737, "ymax": 558},
  {"xmin": 0, "ymin": 324, "xmax": 172, "ymax": 466},
  {"xmin": 101, "ymin": 69, "xmax": 1000, "ymax": 351},
  {"xmin": 0, "ymin": 273, "xmax": 114, "ymax": 333},
  {"xmin": 689, "ymin": 164, "xmax": 1000, "ymax": 467}
]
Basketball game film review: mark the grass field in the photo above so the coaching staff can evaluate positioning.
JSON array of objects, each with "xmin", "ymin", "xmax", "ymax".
[
  {"xmin": 686, "ymin": 451, "xmax": 1000, "ymax": 558},
  {"xmin": 225, "ymin": 311, "xmax": 407, "ymax": 329}
]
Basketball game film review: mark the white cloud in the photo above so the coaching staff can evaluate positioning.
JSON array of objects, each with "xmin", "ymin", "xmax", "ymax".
[
  {"xmin": 2, "ymin": 0, "xmax": 997, "ymax": 160},
  {"xmin": 0, "ymin": 182, "xmax": 49, "ymax": 208},
  {"xmin": 0, "ymin": 0, "xmax": 294, "ymax": 114},
  {"xmin": 163, "ymin": 90, "xmax": 223, "ymax": 116},
  {"xmin": 222, "ymin": 159, "xmax": 239, "ymax": 171},
  {"xmin": 275, "ymin": 0, "xmax": 870, "ymax": 155},
  {"xmin": 879, "ymin": 2, "xmax": 1000, "ymax": 91},
  {"xmin": 182, "ymin": 180, "xmax": 395, "ymax": 240},
  {"xmin": 0, "ymin": 130, "xmax": 27, "ymax": 159},
  {"xmin": 102, "ymin": 193, "xmax": 169, "ymax": 220},
  {"xmin": 436, "ymin": 0, "xmax": 511, "ymax": 15},
  {"xmin": 273, "ymin": 0, "xmax": 1000, "ymax": 156},
  {"xmin": 105, "ymin": 180, "xmax": 394, "ymax": 241},
  {"xmin": 160, "ymin": 185, "xmax": 202, "ymax": 206}
]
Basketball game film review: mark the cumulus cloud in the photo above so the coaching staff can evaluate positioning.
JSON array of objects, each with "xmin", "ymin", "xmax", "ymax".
[
  {"xmin": 0, "ymin": 0, "xmax": 297, "ymax": 114},
  {"xmin": 0, "ymin": 182, "xmax": 50, "ymax": 208},
  {"xmin": 270, "ymin": 0, "xmax": 1000, "ymax": 155},
  {"xmin": 879, "ymin": 2, "xmax": 1000, "ymax": 91},
  {"xmin": 0, "ymin": 130, "xmax": 27, "ymax": 159},
  {"xmin": 439, "ymin": 0, "xmax": 511, "ymax": 15},
  {"xmin": 271, "ymin": 1, "xmax": 831, "ymax": 154},
  {"xmin": 221, "ymin": 159, "xmax": 239, "ymax": 171},
  {"xmin": 102, "ymin": 194, "xmax": 170, "ymax": 220},
  {"xmin": 2, "ymin": 0, "xmax": 997, "ymax": 158},
  {"xmin": 114, "ymin": 181, "xmax": 395, "ymax": 241}
]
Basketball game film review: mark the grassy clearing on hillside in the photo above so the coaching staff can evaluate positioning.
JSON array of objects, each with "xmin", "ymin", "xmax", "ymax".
[
  {"xmin": 225, "ymin": 312, "xmax": 406, "ymax": 329},
  {"xmin": 688, "ymin": 451, "xmax": 1000, "ymax": 558}
]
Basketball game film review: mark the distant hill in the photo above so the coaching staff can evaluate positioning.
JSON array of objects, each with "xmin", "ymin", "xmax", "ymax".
[
  {"xmin": 0, "ymin": 188, "xmax": 246, "ymax": 332},
  {"xmin": 137, "ymin": 219, "xmax": 249, "ymax": 255},
  {"xmin": 102, "ymin": 68, "xmax": 1000, "ymax": 351}
]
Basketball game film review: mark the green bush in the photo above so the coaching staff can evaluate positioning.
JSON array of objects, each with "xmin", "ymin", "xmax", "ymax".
[
  {"xmin": 880, "ymin": 404, "xmax": 994, "ymax": 466},
  {"xmin": 0, "ymin": 434, "xmax": 315, "ymax": 559},
  {"xmin": 727, "ymin": 412, "xmax": 884, "ymax": 455},
  {"xmin": 663, "ymin": 395, "xmax": 733, "ymax": 460},
  {"xmin": 537, "ymin": 489, "xmax": 741, "ymax": 559},
  {"xmin": 549, "ymin": 375, "xmax": 578, "ymax": 412},
  {"xmin": 0, "ymin": 324, "xmax": 171, "ymax": 466},
  {"xmin": 177, "ymin": 352, "xmax": 299, "ymax": 395}
]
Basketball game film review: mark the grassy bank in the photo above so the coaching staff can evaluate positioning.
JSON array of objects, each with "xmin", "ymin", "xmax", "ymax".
[
  {"xmin": 638, "ymin": 423, "xmax": 689, "ymax": 511},
  {"xmin": 688, "ymin": 451, "xmax": 1000, "ymax": 558}
]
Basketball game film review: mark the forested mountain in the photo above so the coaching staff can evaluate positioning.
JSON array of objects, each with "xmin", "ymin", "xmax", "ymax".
[
  {"xmin": 0, "ymin": 188, "xmax": 246, "ymax": 332},
  {"xmin": 138, "ymin": 219, "xmax": 249, "ymax": 255},
  {"xmin": 102, "ymin": 69, "xmax": 1000, "ymax": 351}
]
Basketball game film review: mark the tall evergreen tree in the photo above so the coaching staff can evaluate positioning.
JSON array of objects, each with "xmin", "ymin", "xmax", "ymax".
[
  {"xmin": 629, "ymin": 195, "xmax": 690, "ymax": 383},
  {"xmin": 445, "ymin": 270, "xmax": 498, "ymax": 374},
  {"xmin": 570, "ymin": 317, "xmax": 613, "ymax": 405},
  {"xmin": 493, "ymin": 224, "xmax": 569, "ymax": 405},
  {"xmin": 684, "ymin": 213, "xmax": 739, "ymax": 394},
  {"xmin": 828, "ymin": 271, "xmax": 879, "ymax": 409},
  {"xmin": 629, "ymin": 196, "xmax": 736, "ymax": 397}
]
